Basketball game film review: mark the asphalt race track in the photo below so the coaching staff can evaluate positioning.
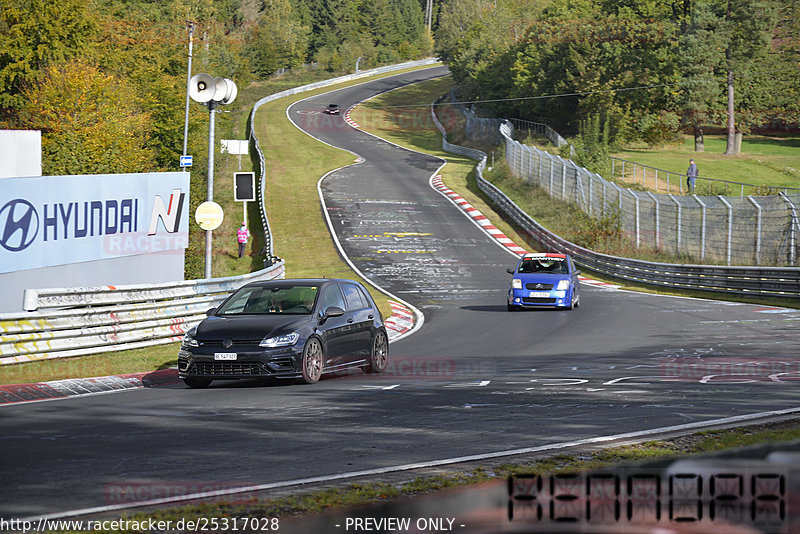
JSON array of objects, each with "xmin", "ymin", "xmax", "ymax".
[{"xmin": 1, "ymin": 66, "xmax": 798, "ymax": 522}]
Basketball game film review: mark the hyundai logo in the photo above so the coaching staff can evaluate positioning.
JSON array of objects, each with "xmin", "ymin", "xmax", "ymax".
[
  {"xmin": 0, "ymin": 199, "xmax": 39, "ymax": 252},
  {"xmin": 222, "ymin": 339, "xmax": 234, "ymax": 349}
]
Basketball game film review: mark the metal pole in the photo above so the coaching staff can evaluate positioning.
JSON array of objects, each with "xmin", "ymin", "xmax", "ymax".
[
  {"xmin": 204, "ymin": 101, "xmax": 217, "ymax": 279},
  {"xmin": 694, "ymin": 195, "xmax": 707, "ymax": 260},
  {"xmin": 779, "ymin": 192, "xmax": 798, "ymax": 266},
  {"xmin": 718, "ymin": 195, "xmax": 733, "ymax": 266},
  {"xmin": 647, "ymin": 192, "xmax": 660, "ymax": 249},
  {"xmin": 747, "ymin": 196, "xmax": 762, "ymax": 265},
  {"xmin": 182, "ymin": 21, "xmax": 195, "ymax": 170},
  {"xmin": 632, "ymin": 191, "xmax": 640, "ymax": 248},
  {"xmin": 669, "ymin": 194, "xmax": 681, "ymax": 255}
]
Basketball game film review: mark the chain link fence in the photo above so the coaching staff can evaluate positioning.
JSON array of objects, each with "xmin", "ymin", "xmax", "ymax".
[{"xmin": 447, "ymin": 94, "xmax": 799, "ymax": 266}]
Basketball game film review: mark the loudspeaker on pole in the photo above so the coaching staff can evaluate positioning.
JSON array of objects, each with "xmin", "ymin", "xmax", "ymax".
[{"xmin": 189, "ymin": 73, "xmax": 216, "ymax": 104}]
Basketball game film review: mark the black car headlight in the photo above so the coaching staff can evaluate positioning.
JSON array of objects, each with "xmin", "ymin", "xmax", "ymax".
[
  {"xmin": 259, "ymin": 333, "xmax": 299, "ymax": 348},
  {"xmin": 182, "ymin": 331, "xmax": 199, "ymax": 348}
]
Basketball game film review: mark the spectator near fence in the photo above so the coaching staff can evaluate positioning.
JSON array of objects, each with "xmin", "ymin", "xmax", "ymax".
[
  {"xmin": 686, "ymin": 159, "xmax": 698, "ymax": 194},
  {"xmin": 237, "ymin": 222, "xmax": 250, "ymax": 258}
]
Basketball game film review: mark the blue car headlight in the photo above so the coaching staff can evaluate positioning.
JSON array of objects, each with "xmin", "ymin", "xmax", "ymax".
[
  {"xmin": 260, "ymin": 333, "xmax": 299, "ymax": 348},
  {"xmin": 556, "ymin": 280, "xmax": 570, "ymax": 291}
]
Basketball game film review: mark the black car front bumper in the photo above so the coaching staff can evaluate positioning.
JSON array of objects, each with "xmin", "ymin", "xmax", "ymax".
[{"xmin": 178, "ymin": 346, "xmax": 303, "ymax": 380}]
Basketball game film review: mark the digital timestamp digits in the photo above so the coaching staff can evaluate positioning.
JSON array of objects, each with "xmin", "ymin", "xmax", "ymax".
[{"xmin": 507, "ymin": 468, "xmax": 787, "ymax": 531}]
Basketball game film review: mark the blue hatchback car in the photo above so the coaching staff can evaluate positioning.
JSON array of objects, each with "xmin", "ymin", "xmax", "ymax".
[{"xmin": 506, "ymin": 253, "xmax": 581, "ymax": 310}]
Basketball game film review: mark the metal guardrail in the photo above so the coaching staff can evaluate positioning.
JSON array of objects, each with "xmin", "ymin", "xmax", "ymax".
[
  {"xmin": 430, "ymin": 104, "xmax": 800, "ymax": 299},
  {"xmin": 0, "ymin": 262, "xmax": 285, "ymax": 365},
  {"xmin": 249, "ymin": 58, "xmax": 439, "ymax": 263}
]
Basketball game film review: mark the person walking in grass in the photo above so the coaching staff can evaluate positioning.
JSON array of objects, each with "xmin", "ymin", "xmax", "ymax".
[
  {"xmin": 686, "ymin": 159, "xmax": 698, "ymax": 194},
  {"xmin": 237, "ymin": 222, "xmax": 250, "ymax": 258}
]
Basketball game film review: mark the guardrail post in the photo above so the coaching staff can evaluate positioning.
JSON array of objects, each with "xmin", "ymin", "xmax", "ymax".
[
  {"xmin": 22, "ymin": 289, "xmax": 39, "ymax": 312},
  {"xmin": 693, "ymin": 195, "xmax": 707, "ymax": 261},
  {"xmin": 718, "ymin": 195, "xmax": 733, "ymax": 266},
  {"xmin": 780, "ymin": 192, "xmax": 798, "ymax": 266},
  {"xmin": 668, "ymin": 194, "xmax": 681, "ymax": 255},
  {"xmin": 647, "ymin": 192, "xmax": 660, "ymax": 249},
  {"xmin": 747, "ymin": 196, "xmax": 762, "ymax": 265},
  {"xmin": 654, "ymin": 169, "xmax": 658, "ymax": 192},
  {"xmin": 561, "ymin": 160, "xmax": 567, "ymax": 201},
  {"xmin": 621, "ymin": 159, "xmax": 625, "ymax": 182},
  {"xmin": 612, "ymin": 158, "xmax": 615, "ymax": 179},
  {"xmin": 548, "ymin": 152, "xmax": 555, "ymax": 195}
]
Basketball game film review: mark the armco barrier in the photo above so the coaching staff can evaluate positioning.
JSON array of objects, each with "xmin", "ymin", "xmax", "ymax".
[
  {"xmin": 430, "ymin": 103, "xmax": 800, "ymax": 299},
  {"xmin": 0, "ymin": 261, "xmax": 285, "ymax": 365},
  {"xmin": 249, "ymin": 58, "xmax": 439, "ymax": 262}
]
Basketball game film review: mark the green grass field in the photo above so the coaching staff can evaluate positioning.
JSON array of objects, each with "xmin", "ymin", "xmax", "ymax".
[{"xmin": 613, "ymin": 134, "xmax": 800, "ymax": 194}]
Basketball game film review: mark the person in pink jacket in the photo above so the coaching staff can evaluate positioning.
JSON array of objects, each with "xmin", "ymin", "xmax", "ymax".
[{"xmin": 237, "ymin": 222, "xmax": 250, "ymax": 258}]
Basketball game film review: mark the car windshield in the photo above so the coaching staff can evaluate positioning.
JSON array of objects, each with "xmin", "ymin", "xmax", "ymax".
[
  {"xmin": 517, "ymin": 258, "xmax": 568, "ymax": 274},
  {"xmin": 216, "ymin": 285, "xmax": 318, "ymax": 315}
]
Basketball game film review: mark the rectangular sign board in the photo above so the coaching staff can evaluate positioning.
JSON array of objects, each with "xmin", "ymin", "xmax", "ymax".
[
  {"xmin": 0, "ymin": 172, "xmax": 190, "ymax": 274},
  {"xmin": 180, "ymin": 155, "xmax": 193, "ymax": 167},
  {"xmin": 234, "ymin": 172, "xmax": 256, "ymax": 202}
]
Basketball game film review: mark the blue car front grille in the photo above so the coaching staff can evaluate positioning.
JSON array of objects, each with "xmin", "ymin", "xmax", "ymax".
[{"xmin": 525, "ymin": 283, "xmax": 554, "ymax": 290}]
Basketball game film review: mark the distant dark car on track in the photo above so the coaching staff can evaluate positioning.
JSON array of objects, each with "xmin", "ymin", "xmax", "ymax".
[
  {"xmin": 324, "ymin": 103, "xmax": 341, "ymax": 115},
  {"xmin": 506, "ymin": 253, "xmax": 581, "ymax": 310},
  {"xmin": 179, "ymin": 279, "xmax": 388, "ymax": 388}
]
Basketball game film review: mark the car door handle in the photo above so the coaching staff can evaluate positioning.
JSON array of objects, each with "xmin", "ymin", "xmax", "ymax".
[
  {"xmin": 347, "ymin": 318, "xmax": 354, "ymax": 323},
  {"xmin": 368, "ymin": 314, "xmax": 374, "ymax": 319}
]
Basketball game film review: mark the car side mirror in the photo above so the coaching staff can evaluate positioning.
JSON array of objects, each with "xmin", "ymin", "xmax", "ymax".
[
  {"xmin": 574, "ymin": 270, "xmax": 581, "ymax": 276},
  {"xmin": 206, "ymin": 308, "xmax": 217, "ymax": 316},
  {"xmin": 320, "ymin": 306, "xmax": 345, "ymax": 324},
  {"xmin": 506, "ymin": 268, "xmax": 515, "ymax": 275}
]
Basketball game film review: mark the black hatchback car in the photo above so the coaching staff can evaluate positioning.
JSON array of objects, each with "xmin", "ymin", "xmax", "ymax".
[{"xmin": 179, "ymin": 279, "xmax": 388, "ymax": 388}]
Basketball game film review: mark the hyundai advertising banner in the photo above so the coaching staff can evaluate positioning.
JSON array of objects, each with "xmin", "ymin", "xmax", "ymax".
[{"xmin": 0, "ymin": 172, "xmax": 190, "ymax": 274}]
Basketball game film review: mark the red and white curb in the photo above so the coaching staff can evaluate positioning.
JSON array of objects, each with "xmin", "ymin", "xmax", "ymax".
[
  {"xmin": 579, "ymin": 277, "xmax": 622, "ymax": 289},
  {"xmin": 431, "ymin": 175, "xmax": 622, "ymax": 289},
  {"xmin": 0, "ymin": 368, "xmax": 180, "ymax": 406},
  {"xmin": 344, "ymin": 105, "xmax": 360, "ymax": 129},
  {"xmin": 431, "ymin": 175, "xmax": 528, "ymax": 255},
  {"xmin": 384, "ymin": 300, "xmax": 415, "ymax": 340}
]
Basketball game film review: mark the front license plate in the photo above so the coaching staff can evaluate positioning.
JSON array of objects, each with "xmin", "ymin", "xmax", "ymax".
[
  {"xmin": 214, "ymin": 353, "xmax": 237, "ymax": 361},
  {"xmin": 530, "ymin": 291, "xmax": 550, "ymax": 298}
]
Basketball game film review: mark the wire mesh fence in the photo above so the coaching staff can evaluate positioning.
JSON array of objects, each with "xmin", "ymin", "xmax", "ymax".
[{"xmin": 501, "ymin": 123, "xmax": 800, "ymax": 266}]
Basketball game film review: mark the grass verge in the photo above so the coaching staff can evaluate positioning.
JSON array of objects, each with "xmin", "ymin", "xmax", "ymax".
[{"xmin": 81, "ymin": 420, "xmax": 800, "ymax": 530}]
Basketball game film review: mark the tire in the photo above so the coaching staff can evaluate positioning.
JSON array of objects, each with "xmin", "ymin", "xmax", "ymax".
[
  {"xmin": 300, "ymin": 337, "xmax": 324, "ymax": 384},
  {"xmin": 365, "ymin": 330, "xmax": 389, "ymax": 374},
  {"xmin": 183, "ymin": 377, "xmax": 212, "ymax": 388},
  {"xmin": 574, "ymin": 292, "xmax": 581, "ymax": 308}
]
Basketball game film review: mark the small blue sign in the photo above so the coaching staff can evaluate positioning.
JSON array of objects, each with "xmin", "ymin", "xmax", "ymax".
[{"xmin": 180, "ymin": 155, "xmax": 193, "ymax": 167}]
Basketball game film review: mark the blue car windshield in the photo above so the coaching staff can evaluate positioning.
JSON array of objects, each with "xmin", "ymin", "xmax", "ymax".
[
  {"xmin": 518, "ymin": 259, "xmax": 568, "ymax": 274},
  {"xmin": 217, "ymin": 285, "xmax": 318, "ymax": 315}
]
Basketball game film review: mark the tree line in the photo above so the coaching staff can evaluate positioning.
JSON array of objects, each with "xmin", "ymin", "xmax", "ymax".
[
  {"xmin": 0, "ymin": 0, "xmax": 433, "ymax": 176},
  {"xmin": 434, "ymin": 0, "xmax": 800, "ymax": 154}
]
